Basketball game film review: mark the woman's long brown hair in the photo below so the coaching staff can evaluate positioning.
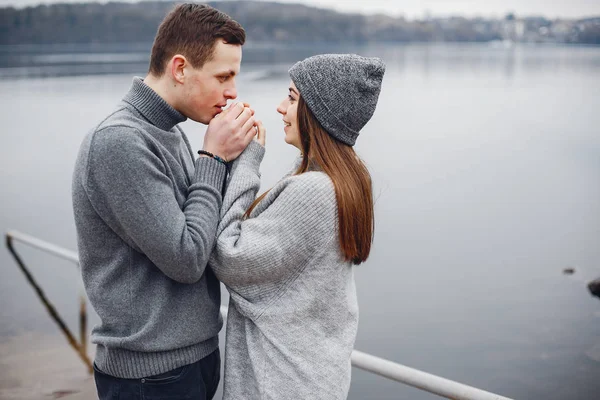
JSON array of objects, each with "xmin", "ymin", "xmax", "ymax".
[{"xmin": 245, "ymin": 97, "xmax": 374, "ymax": 265}]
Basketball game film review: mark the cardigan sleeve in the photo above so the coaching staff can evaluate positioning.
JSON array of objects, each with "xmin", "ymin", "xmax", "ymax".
[{"xmin": 210, "ymin": 141, "xmax": 337, "ymax": 291}]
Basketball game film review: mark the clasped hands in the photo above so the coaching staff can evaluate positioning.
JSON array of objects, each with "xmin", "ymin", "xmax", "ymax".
[{"xmin": 203, "ymin": 102, "xmax": 266, "ymax": 162}]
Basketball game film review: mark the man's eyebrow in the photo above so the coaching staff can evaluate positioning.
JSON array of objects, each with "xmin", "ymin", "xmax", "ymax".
[
  {"xmin": 289, "ymin": 87, "xmax": 298, "ymax": 95},
  {"xmin": 218, "ymin": 70, "xmax": 237, "ymax": 76}
]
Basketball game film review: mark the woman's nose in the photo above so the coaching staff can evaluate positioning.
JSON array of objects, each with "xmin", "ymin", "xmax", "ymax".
[{"xmin": 276, "ymin": 101, "xmax": 286, "ymax": 115}]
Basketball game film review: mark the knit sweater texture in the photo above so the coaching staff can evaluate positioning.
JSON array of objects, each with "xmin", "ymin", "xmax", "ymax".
[
  {"xmin": 211, "ymin": 141, "xmax": 359, "ymax": 400},
  {"xmin": 72, "ymin": 77, "xmax": 226, "ymax": 379}
]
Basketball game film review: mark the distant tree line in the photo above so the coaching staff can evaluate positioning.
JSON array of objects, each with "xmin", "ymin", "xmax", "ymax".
[{"xmin": 0, "ymin": 1, "xmax": 599, "ymax": 45}]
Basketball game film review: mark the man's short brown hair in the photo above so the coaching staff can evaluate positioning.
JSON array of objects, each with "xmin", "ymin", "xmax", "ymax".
[{"xmin": 149, "ymin": 3, "xmax": 246, "ymax": 76}]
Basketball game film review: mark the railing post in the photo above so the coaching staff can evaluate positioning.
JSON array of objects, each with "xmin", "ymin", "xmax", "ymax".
[{"xmin": 79, "ymin": 292, "xmax": 89, "ymax": 372}]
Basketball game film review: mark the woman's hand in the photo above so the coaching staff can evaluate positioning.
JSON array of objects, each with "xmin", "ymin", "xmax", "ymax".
[{"xmin": 254, "ymin": 120, "xmax": 266, "ymax": 147}]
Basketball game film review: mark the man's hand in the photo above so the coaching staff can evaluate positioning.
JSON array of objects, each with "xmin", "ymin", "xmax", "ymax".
[{"xmin": 203, "ymin": 102, "xmax": 257, "ymax": 161}]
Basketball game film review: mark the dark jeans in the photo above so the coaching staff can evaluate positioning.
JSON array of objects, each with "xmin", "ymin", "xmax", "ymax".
[{"xmin": 94, "ymin": 348, "xmax": 220, "ymax": 400}]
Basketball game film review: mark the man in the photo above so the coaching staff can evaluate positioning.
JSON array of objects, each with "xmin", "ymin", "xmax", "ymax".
[{"xmin": 72, "ymin": 4, "xmax": 258, "ymax": 399}]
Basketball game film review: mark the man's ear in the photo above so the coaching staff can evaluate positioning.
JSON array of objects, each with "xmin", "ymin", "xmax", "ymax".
[{"xmin": 170, "ymin": 54, "xmax": 187, "ymax": 84}]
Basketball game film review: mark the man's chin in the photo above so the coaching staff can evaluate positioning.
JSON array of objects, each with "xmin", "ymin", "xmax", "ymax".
[
  {"xmin": 187, "ymin": 108, "xmax": 223, "ymax": 124},
  {"xmin": 206, "ymin": 109, "xmax": 224, "ymax": 122},
  {"xmin": 188, "ymin": 114, "xmax": 212, "ymax": 125}
]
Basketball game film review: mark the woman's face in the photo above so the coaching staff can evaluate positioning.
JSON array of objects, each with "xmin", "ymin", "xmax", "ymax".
[{"xmin": 276, "ymin": 81, "xmax": 301, "ymax": 151}]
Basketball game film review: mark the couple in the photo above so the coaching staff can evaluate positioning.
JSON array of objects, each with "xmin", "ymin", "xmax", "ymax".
[{"xmin": 72, "ymin": 3, "xmax": 385, "ymax": 400}]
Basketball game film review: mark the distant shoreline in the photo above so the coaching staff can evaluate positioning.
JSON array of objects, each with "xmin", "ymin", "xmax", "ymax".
[
  {"xmin": 1, "ymin": 1, "xmax": 599, "ymax": 46},
  {"xmin": 1, "ymin": 0, "xmax": 599, "ymax": 21}
]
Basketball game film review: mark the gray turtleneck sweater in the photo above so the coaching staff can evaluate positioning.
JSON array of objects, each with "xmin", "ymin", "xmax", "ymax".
[
  {"xmin": 72, "ymin": 77, "xmax": 226, "ymax": 379},
  {"xmin": 211, "ymin": 141, "xmax": 359, "ymax": 399}
]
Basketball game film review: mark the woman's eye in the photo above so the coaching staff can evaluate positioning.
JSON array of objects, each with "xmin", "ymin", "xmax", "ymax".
[{"xmin": 288, "ymin": 94, "xmax": 294, "ymax": 101}]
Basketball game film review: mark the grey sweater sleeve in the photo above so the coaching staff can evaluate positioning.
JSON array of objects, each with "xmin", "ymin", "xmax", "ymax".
[
  {"xmin": 83, "ymin": 127, "xmax": 226, "ymax": 283},
  {"xmin": 211, "ymin": 141, "xmax": 337, "ymax": 290}
]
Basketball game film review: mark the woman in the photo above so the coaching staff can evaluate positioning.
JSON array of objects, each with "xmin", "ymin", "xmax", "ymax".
[{"xmin": 210, "ymin": 54, "xmax": 385, "ymax": 399}]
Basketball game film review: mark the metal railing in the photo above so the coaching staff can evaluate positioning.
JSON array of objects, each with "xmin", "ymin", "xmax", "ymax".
[
  {"xmin": 5, "ymin": 230, "xmax": 513, "ymax": 400},
  {"xmin": 5, "ymin": 230, "xmax": 92, "ymax": 374}
]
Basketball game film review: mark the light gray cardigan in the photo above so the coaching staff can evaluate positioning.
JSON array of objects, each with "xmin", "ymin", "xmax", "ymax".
[{"xmin": 210, "ymin": 141, "xmax": 359, "ymax": 400}]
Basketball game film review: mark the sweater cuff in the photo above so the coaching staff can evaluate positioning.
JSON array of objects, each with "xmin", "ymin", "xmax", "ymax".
[
  {"xmin": 231, "ymin": 141, "xmax": 265, "ymax": 173},
  {"xmin": 194, "ymin": 156, "xmax": 228, "ymax": 191}
]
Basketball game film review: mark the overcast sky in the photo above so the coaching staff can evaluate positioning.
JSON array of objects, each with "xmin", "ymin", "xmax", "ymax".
[{"xmin": 1, "ymin": 0, "xmax": 599, "ymax": 19}]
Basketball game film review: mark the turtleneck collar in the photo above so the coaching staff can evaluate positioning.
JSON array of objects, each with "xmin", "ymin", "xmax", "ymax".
[{"xmin": 122, "ymin": 77, "xmax": 186, "ymax": 131}]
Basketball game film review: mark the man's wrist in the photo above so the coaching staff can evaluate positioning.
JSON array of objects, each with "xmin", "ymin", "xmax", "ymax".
[{"xmin": 198, "ymin": 150, "xmax": 227, "ymax": 165}]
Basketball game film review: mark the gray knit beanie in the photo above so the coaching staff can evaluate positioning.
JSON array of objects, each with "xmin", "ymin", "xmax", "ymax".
[{"xmin": 288, "ymin": 53, "xmax": 385, "ymax": 146}]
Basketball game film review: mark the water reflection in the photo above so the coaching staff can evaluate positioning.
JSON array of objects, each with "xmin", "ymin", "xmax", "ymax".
[{"xmin": 2, "ymin": 42, "xmax": 600, "ymax": 80}]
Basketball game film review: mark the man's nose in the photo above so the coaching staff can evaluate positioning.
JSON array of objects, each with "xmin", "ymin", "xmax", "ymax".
[{"xmin": 224, "ymin": 84, "xmax": 237, "ymax": 99}]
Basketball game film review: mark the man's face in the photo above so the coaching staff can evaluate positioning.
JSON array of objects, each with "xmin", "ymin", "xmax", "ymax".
[{"xmin": 180, "ymin": 40, "xmax": 242, "ymax": 124}]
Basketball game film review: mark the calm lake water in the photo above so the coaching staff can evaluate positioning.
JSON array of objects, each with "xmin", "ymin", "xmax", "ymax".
[{"xmin": 1, "ymin": 42, "xmax": 599, "ymax": 399}]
